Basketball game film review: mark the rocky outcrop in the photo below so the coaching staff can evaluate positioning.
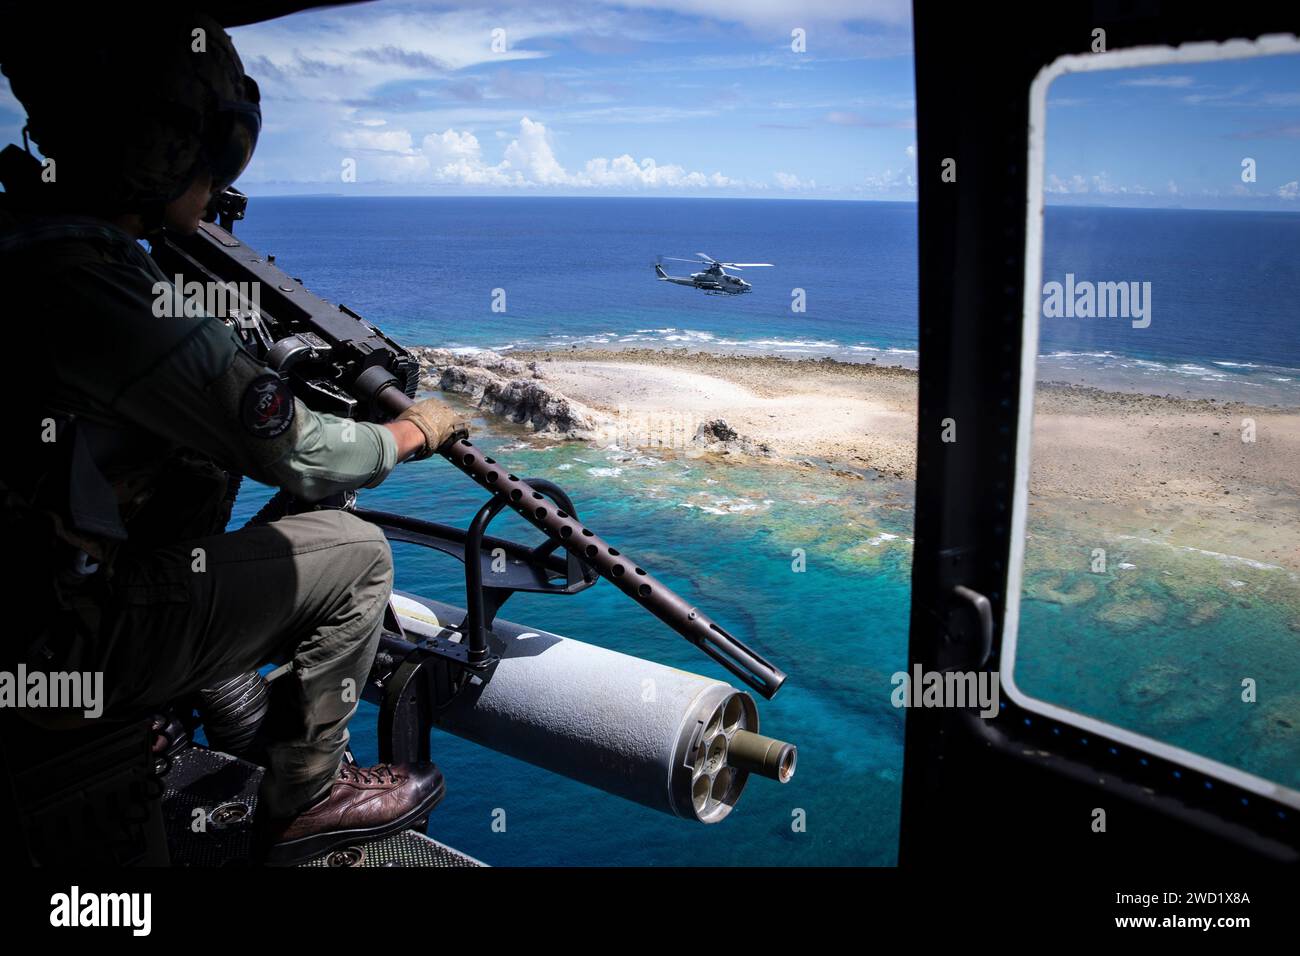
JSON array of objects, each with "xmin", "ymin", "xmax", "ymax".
[
  {"xmin": 407, "ymin": 349, "xmax": 773, "ymax": 455},
  {"xmin": 409, "ymin": 347, "xmax": 606, "ymax": 438},
  {"xmin": 691, "ymin": 418, "xmax": 773, "ymax": 457},
  {"xmin": 410, "ymin": 347, "xmax": 525, "ymax": 383}
]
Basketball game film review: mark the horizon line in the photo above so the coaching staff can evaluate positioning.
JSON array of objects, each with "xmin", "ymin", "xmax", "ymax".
[{"xmin": 240, "ymin": 192, "xmax": 1299, "ymax": 213}]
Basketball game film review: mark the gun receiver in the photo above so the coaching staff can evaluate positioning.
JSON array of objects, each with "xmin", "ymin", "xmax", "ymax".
[{"xmin": 152, "ymin": 208, "xmax": 788, "ymax": 700}]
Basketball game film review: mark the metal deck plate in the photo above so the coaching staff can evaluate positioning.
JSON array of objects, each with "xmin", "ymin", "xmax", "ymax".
[
  {"xmin": 161, "ymin": 746, "xmax": 484, "ymax": 867},
  {"xmin": 300, "ymin": 829, "xmax": 485, "ymax": 868}
]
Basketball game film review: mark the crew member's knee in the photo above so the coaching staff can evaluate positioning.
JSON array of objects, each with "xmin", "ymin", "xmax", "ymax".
[
  {"xmin": 333, "ymin": 511, "xmax": 394, "ymax": 594},
  {"xmin": 294, "ymin": 512, "xmax": 393, "ymax": 672},
  {"xmin": 303, "ymin": 509, "xmax": 393, "ymax": 597}
]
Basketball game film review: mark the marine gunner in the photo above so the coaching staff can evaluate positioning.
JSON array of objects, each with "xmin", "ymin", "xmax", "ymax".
[{"xmin": 0, "ymin": 11, "xmax": 467, "ymax": 865}]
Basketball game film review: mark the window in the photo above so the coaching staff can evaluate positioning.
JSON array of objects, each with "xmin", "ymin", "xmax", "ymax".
[{"xmin": 1003, "ymin": 36, "xmax": 1300, "ymax": 802}]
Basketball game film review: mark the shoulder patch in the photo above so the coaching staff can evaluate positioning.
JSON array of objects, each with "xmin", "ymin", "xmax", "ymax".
[{"xmin": 240, "ymin": 374, "xmax": 295, "ymax": 438}]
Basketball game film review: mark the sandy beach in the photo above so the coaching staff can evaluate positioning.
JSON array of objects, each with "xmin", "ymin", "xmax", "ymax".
[{"xmin": 499, "ymin": 347, "xmax": 1300, "ymax": 572}]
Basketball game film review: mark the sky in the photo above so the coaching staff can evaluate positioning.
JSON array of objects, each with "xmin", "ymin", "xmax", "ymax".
[
  {"xmin": 2, "ymin": 0, "xmax": 916, "ymax": 201},
  {"xmin": 0, "ymin": 2, "xmax": 1296, "ymax": 207},
  {"xmin": 223, "ymin": 0, "xmax": 917, "ymax": 199},
  {"xmin": 1045, "ymin": 52, "xmax": 1300, "ymax": 211}
]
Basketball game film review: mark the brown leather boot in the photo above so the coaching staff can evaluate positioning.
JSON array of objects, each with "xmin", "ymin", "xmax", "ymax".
[{"xmin": 259, "ymin": 761, "xmax": 446, "ymax": 866}]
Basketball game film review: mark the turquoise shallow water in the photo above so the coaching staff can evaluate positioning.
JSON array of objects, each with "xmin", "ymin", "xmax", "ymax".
[{"xmin": 1016, "ymin": 522, "xmax": 1300, "ymax": 792}]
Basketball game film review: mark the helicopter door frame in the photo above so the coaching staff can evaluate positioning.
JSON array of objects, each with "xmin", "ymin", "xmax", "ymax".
[
  {"xmin": 1002, "ymin": 34, "xmax": 1300, "ymax": 811},
  {"xmin": 900, "ymin": 1, "xmax": 1300, "ymax": 868}
]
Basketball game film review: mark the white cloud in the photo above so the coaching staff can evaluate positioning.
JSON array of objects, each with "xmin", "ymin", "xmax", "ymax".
[
  {"xmin": 1278, "ymin": 181, "xmax": 1299, "ymax": 200},
  {"xmin": 1182, "ymin": 84, "xmax": 1251, "ymax": 106},
  {"xmin": 421, "ymin": 128, "xmax": 518, "ymax": 185},
  {"xmin": 338, "ymin": 116, "xmax": 745, "ymax": 190},
  {"xmin": 591, "ymin": 0, "xmax": 910, "ymax": 28},
  {"xmin": 332, "ymin": 127, "xmax": 417, "ymax": 153},
  {"xmin": 845, "ymin": 144, "xmax": 914, "ymax": 195},
  {"xmin": 503, "ymin": 117, "xmax": 568, "ymax": 184},
  {"xmin": 1092, "ymin": 171, "xmax": 1119, "ymax": 194},
  {"xmin": 233, "ymin": 9, "xmax": 562, "ymax": 97},
  {"xmin": 229, "ymin": 7, "xmax": 588, "ymax": 166},
  {"xmin": 219, "ymin": 3, "xmax": 904, "ymax": 194},
  {"xmin": 1046, "ymin": 174, "xmax": 1087, "ymax": 194},
  {"xmin": 1045, "ymin": 171, "xmax": 1151, "ymax": 196},
  {"xmin": 774, "ymin": 171, "xmax": 814, "ymax": 189},
  {"xmin": 331, "ymin": 125, "xmax": 430, "ymax": 180},
  {"xmin": 862, "ymin": 166, "xmax": 912, "ymax": 190},
  {"xmin": 423, "ymin": 128, "xmax": 483, "ymax": 165},
  {"xmin": 579, "ymin": 155, "xmax": 732, "ymax": 187}
]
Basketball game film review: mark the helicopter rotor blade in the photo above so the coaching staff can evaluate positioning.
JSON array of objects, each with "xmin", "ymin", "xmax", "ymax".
[
  {"xmin": 720, "ymin": 262, "xmax": 774, "ymax": 268},
  {"xmin": 695, "ymin": 252, "xmax": 717, "ymax": 263}
]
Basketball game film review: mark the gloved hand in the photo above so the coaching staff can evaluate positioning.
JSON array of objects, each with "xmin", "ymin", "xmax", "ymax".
[{"xmin": 396, "ymin": 397, "xmax": 471, "ymax": 460}]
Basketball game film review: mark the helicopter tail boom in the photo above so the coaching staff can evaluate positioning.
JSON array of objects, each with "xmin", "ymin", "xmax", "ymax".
[{"xmin": 654, "ymin": 262, "xmax": 699, "ymax": 287}]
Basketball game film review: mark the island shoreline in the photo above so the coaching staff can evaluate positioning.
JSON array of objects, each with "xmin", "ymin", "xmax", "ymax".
[{"xmin": 416, "ymin": 345, "xmax": 1300, "ymax": 574}]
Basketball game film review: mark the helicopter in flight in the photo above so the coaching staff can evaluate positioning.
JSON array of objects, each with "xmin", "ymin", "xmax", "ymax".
[{"xmin": 654, "ymin": 253, "xmax": 773, "ymax": 294}]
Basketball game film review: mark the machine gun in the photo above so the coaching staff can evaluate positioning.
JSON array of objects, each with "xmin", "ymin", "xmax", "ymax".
[{"xmin": 146, "ymin": 188, "xmax": 796, "ymax": 839}]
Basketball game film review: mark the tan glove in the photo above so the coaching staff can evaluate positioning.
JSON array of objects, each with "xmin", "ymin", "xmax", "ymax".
[{"xmin": 397, "ymin": 397, "xmax": 471, "ymax": 460}]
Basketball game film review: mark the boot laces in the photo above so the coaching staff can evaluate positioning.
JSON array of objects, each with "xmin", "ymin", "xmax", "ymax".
[{"xmin": 339, "ymin": 762, "xmax": 399, "ymax": 785}]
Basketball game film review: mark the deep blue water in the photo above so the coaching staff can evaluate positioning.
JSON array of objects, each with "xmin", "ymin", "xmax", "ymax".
[
  {"xmin": 1041, "ymin": 207, "xmax": 1300, "ymax": 366},
  {"xmin": 235, "ymin": 197, "xmax": 1300, "ymax": 405},
  {"xmin": 238, "ymin": 195, "xmax": 921, "ymax": 360},
  {"xmin": 1038, "ymin": 206, "xmax": 1300, "ymax": 404}
]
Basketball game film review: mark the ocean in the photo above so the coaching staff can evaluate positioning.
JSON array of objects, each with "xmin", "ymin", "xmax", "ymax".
[
  {"xmin": 226, "ymin": 196, "xmax": 1299, "ymax": 865},
  {"xmin": 237, "ymin": 197, "xmax": 1300, "ymax": 406}
]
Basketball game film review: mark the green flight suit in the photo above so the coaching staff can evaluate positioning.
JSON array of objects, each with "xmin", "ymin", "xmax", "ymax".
[{"xmin": 0, "ymin": 208, "xmax": 401, "ymax": 817}]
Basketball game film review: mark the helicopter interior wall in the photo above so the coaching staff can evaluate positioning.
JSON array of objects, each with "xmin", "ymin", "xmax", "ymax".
[{"xmin": 902, "ymin": 0, "xmax": 1300, "ymax": 867}]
